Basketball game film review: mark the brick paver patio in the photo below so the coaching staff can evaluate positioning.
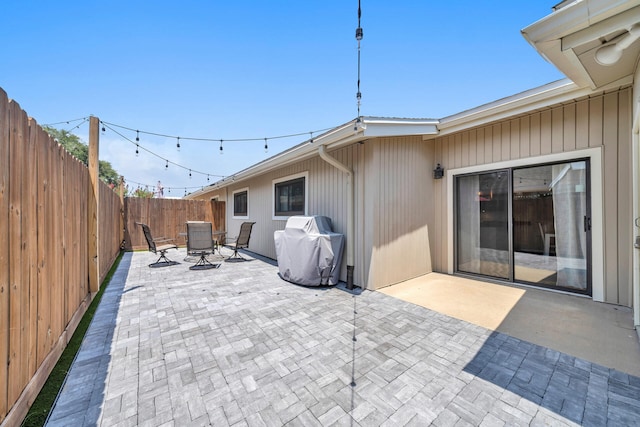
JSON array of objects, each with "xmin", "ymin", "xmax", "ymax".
[{"xmin": 45, "ymin": 248, "xmax": 640, "ymax": 426}]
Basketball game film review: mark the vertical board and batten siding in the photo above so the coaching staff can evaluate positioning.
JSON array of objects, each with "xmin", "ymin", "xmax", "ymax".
[
  {"xmin": 431, "ymin": 87, "xmax": 633, "ymax": 307},
  {"xmin": 202, "ymin": 137, "xmax": 435, "ymax": 290},
  {"xmin": 364, "ymin": 136, "xmax": 433, "ymax": 290},
  {"xmin": 207, "ymin": 144, "xmax": 366, "ymax": 285},
  {"xmin": 0, "ymin": 88, "xmax": 123, "ymax": 424}
]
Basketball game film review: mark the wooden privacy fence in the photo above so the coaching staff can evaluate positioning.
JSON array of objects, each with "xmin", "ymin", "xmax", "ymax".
[
  {"xmin": 125, "ymin": 198, "xmax": 225, "ymax": 250},
  {"xmin": 0, "ymin": 89, "xmax": 122, "ymax": 425}
]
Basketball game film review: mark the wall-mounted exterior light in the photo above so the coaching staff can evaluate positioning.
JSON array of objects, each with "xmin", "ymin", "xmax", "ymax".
[{"xmin": 433, "ymin": 163, "xmax": 444, "ymax": 179}]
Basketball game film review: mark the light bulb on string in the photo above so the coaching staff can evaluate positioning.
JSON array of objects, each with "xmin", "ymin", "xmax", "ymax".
[
  {"xmin": 264, "ymin": 138, "xmax": 268, "ymax": 153},
  {"xmin": 207, "ymin": 175, "xmax": 210, "ymax": 182},
  {"xmin": 184, "ymin": 188, "xmax": 187, "ymax": 197},
  {"xmin": 189, "ymin": 169, "xmax": 192, "ymax": 179},
  {"xmin": 135, "ymin": 144, "xmax": 139, "ymax": 157},
  {"xmin": 176, "ymin": 137, "xmax": 181, "ymax": 151},
  {"xmin": 309, "ymin": 132, "xmax": 314, "ymax": 144},
  {"xmin": 220, "ymin": 140, "xmax": 224, "ymax": 155},
  {"xmin": 136, "ymin": 130, "xmax": 140, "ymax": 142},
  {"xmin": 165, "ymin": 160, "xmax": 169, "ymax": 170}
]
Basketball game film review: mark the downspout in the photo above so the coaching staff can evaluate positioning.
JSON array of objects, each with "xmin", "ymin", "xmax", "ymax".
[
  {"xmin": 633, "ymin": 99, "xmax": 640, "ymax": 334},
  {"xmin": 318, "ymin": 145, "xmax": 355, "ymax": 289}
]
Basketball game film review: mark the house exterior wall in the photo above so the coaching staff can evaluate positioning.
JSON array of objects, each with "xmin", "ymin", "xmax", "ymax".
[
  {"xmin": 192, "ymin": 135, "xmax": 435, "ymax": 290},
  {"xmin": 364, "ymin": 136, "xmax": 434, "ymax": 289},
  {"xmin": 430, "ymin": 86, "xmax": 633, "ymax": 307},
  {"xmin": 195, "ymin": 145, "xmax": 366, "ymax": 285}
]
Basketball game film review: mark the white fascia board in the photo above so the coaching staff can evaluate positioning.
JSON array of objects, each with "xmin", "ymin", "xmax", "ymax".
[
  {"xmin": 355, "ymin": 119, "xmax": 438, "ymax": 139},
  {"xmin": 190, "ymin": 118, "xmax": 440, "ymax": 197},
  {"xmin": 522, "ymin": 0, "xmax": 635, "ymax": 44},
  {"xmin": 433, "ymin": 75, "xmax": 632, "ymax": 138},
  {"xmin": 434, "ymin": 79, "xmax": 580, "ymax": 135}
]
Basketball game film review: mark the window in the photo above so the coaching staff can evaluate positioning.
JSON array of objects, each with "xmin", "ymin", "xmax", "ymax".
[
  {"xmin": 233, "ymin": 188, "xmax": 248, "ymax": 218},
  {"xmin": 273, "ymin": 173, "xmax": 307, "ymax": 218}
]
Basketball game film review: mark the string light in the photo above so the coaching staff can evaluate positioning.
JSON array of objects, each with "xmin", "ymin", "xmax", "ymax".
[
  {"xmin": 100, "ymin": 120, "xmax": 332, "ymax": 145},
  {"xmin": 49, "ymin": 118, "xmax": 335, "ymax": 188},
  {"xmin": 189, "ymin": 169, "xmax": 192, "ymax": 179},
  {"xmin": 100, "ymin": 122, "xmax": 225, "ymax": 181},
  {"xmin": 309, "ymin": 132, "xmax": 314, "ymax": 144},
  {"xmin": 355, "ymin": 0, "xmax": 363, "ymax": 125},
  {"xmin": 125, "ymin": 179, "xmax": 204, "ymax": 193},
  {"xmin": 43, "ymin": 117, "xmax": 90, "ymax": 127}
]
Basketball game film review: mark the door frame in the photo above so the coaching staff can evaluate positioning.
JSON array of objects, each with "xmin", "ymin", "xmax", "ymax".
[{"xmin": 446, "ymin": 147, "xmax": 604, "ymax": 301}]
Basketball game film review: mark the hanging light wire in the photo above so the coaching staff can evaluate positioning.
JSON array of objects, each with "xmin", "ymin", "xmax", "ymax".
[
  {"xmin": 101, "ymin": 122, "xmax": 226, "ymax": 179},
  {"xmin": 42, "ymin": 116, "xmax": 90, "ymax": 127},
  {"xmin": 100, "ymin": 120, "xmax": 332, "ymax": 143},
  {"xmin": 355, "ymin": 0, "xmax": 363, "ymax": 122}
]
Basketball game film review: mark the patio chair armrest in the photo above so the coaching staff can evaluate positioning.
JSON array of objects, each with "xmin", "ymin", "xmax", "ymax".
[{"xmin": 153, "ymin": 237, "xmax": 175, "ymax": 244}]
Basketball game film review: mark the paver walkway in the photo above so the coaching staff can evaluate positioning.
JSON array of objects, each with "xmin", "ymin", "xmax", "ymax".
[{"xmin": 45, "ymin": 249, "xmax": 640, "ymax": 426}]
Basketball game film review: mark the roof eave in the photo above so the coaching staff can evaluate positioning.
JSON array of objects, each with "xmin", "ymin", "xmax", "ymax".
[
  {"xmin": 431, "ymin": 75, "xmax": 632, "ymax": 137},
  {"xmin": 521, "ymin": 0, "xmax": 640, "ymax": 89},
  {"xmin": 186, "ymin": 117, "xmax": 438, "ymax": 198}
]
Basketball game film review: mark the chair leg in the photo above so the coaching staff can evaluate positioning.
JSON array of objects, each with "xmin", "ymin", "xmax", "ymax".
[
  {"xmin": 149, "ymin": 250, "xmax": 179, "ymax": 268},
  {"xmin": 190, "ymin": 252, "xmax": 219, "ymax": 270},
  {"xmin": 228, "ymin": 246, "xmax": 246, "ymax": 260}
]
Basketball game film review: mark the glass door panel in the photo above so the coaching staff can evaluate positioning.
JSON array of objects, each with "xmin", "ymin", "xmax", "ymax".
[
  {"xmin": 513, "ymin": 161, "xmax": 589, "ymax": 293},
  {"xmin": 456, "ymin": 171, "xmax": 510, "ymax": 279}
]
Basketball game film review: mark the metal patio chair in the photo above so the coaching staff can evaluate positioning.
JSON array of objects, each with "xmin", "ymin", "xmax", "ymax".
[
  {"xmin": 225, "ymin": 222, "xmax": 255, "ymax": 260},
  {"xmin": 137, "ymin": 222, "xmax": 179, "ymax": 268},
  {"xmin": 186, "ymin": 221, "xmax": 220, "ymax": 270}
]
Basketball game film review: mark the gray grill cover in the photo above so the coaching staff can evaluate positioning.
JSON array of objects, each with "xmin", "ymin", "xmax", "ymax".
[{"xmin": 274, "ymin": 216, "xmax": 344, "ymax": 286}]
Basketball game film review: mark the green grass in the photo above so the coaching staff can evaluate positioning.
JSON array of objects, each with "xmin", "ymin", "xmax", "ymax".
[{"xmin": 21, "ymin": 251, "xmax": 124, "ymax": 427}]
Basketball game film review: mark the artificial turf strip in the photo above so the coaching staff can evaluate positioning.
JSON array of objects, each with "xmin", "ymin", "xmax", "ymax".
[{"xmin": 21, "ymin": 251, "xmax": 124, "ymax": 427}]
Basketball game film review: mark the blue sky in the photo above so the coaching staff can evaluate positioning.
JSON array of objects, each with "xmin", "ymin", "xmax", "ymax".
[{"xmin": 1, "ymin": 1, "xmax": 564, "ymax": 195}]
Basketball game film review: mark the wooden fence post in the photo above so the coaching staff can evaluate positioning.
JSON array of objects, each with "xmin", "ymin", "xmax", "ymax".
[
  {"xmin": 119, "ymin": 176, "xmax": 125, "ymax": 249},
  {"xmin": 88, "ymin": 117, "xmax": 99, "ymax": 293}
]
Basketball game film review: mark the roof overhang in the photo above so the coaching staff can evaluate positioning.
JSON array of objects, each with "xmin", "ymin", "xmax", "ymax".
[
  {"xmin": 432, "ymin": 77, "xmax": 633, "ymax": 137},
  {"xmin": 186, "ymin": 117, "xmax": 438, "ymax": 198},
  {"xmin": 522, "ymin": 0, "xmax": 640, "ymax": 90}
]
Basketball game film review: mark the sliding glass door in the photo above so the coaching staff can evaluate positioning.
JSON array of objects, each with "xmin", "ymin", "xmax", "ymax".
[
  {"xmin": 456, "ymin": 160, "xmax": 591, "ymax": 295},
  {"xmin": 456, "ymin": 170, "xmax": 510, "ymax": 280}
]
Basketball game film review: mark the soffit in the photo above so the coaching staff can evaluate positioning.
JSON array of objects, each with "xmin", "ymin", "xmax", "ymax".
[{"xmin": 522, "ymin": 1, "xmax": 640, "ymax": 89}]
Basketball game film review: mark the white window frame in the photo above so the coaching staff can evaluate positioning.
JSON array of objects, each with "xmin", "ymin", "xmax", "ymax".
[
  {"xmin": 232, "ymin": 187, "xmax": 249, "ymax": 220},
  {"xmin": 272, "ymin": 171, "xmax": 308, "ymax": 220}
]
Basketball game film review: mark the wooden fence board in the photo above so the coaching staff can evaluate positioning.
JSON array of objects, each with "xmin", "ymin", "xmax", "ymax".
[
  {"xmin": 0, "ymin": 89, "xmax": 10, "ymax": 423},
  {"xmin": 26, "ymin": 119, "xmax": 39, "ymax": 380},
  {"xmin": 124, "ymin": 198, "xmax": 224, "ymax": 250},
  {"xmin": 8, "ymin": 100, "xmax": 26, "ymax": 407}
]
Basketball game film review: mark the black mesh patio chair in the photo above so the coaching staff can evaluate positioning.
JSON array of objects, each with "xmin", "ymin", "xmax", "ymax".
[
  {"xmin": 186, "ymin": 221, "xmax": 220, "ymax": 270},
  {"xmin": 225, "ymin": 222, "xmax": 255, "ymax": 260},
  {"xmin": 137, "ymin": 222, "xmax": 179, "ymax": 268}
]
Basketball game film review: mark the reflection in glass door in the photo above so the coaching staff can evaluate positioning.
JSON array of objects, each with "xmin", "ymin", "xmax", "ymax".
[
  {"xmin": 456, "ymin": 171, "xmax": 510, "ymax": 279},
  {"xmin": 513, "ymin": 161, "xmax": 590, "ymax": 293},
  {"xmin": 455, "ymin": 160, "xmax": 591, "ymax": 295}
]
